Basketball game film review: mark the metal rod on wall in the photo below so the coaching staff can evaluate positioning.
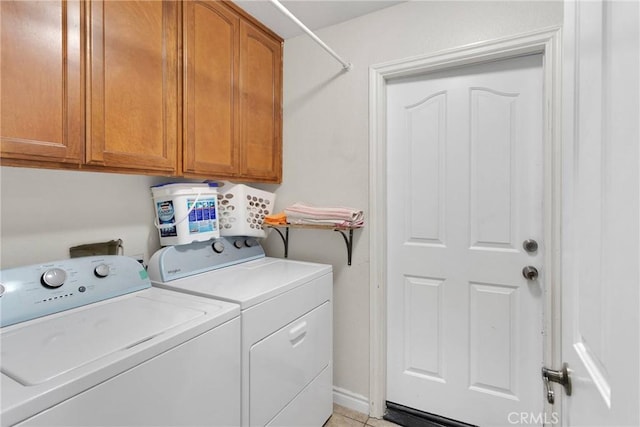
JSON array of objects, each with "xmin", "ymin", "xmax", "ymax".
[{"xmin": 267, "ymin": 0, "xmax": 353, "ymax": 71}]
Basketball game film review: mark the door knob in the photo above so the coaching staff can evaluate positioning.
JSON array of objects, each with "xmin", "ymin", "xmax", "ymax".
[
  {"xmin": 522, "ymin": 266, "xmax": 539, "ymax": 280},
  {"xmin": 542, "ymin": 363, "xmax": 572, "ymax": 404},
  {"xmin": 523, "ymin": 239, "xmax": 538, "ymax": 253}
]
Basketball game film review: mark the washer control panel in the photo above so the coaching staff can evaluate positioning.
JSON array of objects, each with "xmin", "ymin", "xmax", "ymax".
[
  {"xmin": 147, "ymin": 237, "xmax": 265, "ymax": 282},
  {"xmin": 0, "ymin": 256, "xmax": 150, "ymax": 327}
]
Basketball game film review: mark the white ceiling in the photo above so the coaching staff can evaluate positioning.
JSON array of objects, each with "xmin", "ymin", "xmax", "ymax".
[{"xmin": 233, "ymin": 0, "xmax": 405, "ymax": 39}]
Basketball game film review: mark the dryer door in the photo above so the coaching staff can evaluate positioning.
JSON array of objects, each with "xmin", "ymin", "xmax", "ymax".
[{"xmin": 249, "ymin": 301, "xmax": 331, "ymax": 426}]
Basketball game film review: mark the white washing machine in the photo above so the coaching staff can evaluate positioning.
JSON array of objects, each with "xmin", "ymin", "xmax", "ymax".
[
  {"xmin": 0, "ymin": 255, "xmax": 241, "ymax": 427},
  {"xmin": 148, "ymin": 237, "xmax": 333, "ymax": 427}
]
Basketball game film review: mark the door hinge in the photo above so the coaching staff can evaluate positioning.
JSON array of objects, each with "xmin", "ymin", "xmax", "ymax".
[{"xmin": 542, "ymin": 363, "xmax": 572, "ymax": 404}]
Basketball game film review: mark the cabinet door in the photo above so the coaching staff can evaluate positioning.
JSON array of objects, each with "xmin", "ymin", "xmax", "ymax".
[
  {"xmin": 183, "ymin": 0, "xmax": 240, "ymax": 177},
  {"xmin": 0, "ymin": 1, "xmax": 83, "ymax": 164},
  {"xmin": 239, "ymin": 20, "xmax": 282, "ymax": 183},
  {"xmin": 86, "ymin": 0, "xmax": 178, "ymax": 173}
]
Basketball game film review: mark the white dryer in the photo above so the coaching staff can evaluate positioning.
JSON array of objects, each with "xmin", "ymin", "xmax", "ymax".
[
  {"xmin": 148, "ymin": 237, "xmax": 333, "ymax": 427},
  {"xmin": 0, "ymin": 255, "xmax": 241, "ymax": 427}
]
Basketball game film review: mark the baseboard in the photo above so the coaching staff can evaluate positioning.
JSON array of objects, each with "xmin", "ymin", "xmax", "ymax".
[{"xmin": 333, "ymin": 386, "xmax": 370, "ymax": 416}]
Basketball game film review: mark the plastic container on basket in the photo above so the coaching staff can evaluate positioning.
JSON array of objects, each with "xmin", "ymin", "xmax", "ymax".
[
  {"xmin": 216, "ymin": 182, "xmax": 276, "ymax": 238},
  {"xmin": 151, "ymin": 183, "xmax": 220, "ymax": 246}
]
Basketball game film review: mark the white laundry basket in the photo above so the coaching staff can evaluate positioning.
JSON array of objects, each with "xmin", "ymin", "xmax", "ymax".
[
  {"xmin": 217, "ymin": 182, "xmax": 275, "ymax": 238},
  {"xmin": 151, "ymin": 183, "xmax": 220, "ymax": 246}
]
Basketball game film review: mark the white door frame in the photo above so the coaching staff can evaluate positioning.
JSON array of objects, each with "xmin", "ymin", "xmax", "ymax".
[{"xmin": 368, "ymin": 27, "xmax": 562, "ymax": 420}]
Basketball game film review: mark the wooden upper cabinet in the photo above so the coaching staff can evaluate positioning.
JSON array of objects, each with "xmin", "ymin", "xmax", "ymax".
[
  {"xmin": 184, "ymin": 1, "xmax": 282, "ymax": 183},
  {"xmin": 0, "ymin": 0, "xmax": 83, "ymax": 164},
  {"xmin": 1, "ymin": 0, "xmax": 282, "ymax": 181},
  {"xmin": 86, "ymin": 0, "xmax": 179, "ymax": 173},
  {"xmin": 183, "ymin": 0, "xmax": 240, "ymax": 177},
  {"xmin": 239, "ymin": 20, "xmax": 282, "ymax": 183}
]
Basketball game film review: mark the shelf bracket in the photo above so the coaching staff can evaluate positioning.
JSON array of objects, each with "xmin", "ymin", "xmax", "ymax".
[
  {"xmin": 271, "ymin": 226, "xmax": 289, "ymax": 258},
  {"xmin": 334, "ymin": 228, "xmax": 354, "ymax": 266},
  {"xmin": 268, "ymin": 225, "xmax": 356, "ymax": 266}
]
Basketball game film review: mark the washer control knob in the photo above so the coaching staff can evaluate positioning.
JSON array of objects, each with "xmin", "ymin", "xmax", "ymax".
[
  {"xmin": 0, "ymin": 283, "xmax": 5, "ymax": 297},
  {"xmin": 234, "ymin": 240, "xmax": 244, "ymax": 249},
  {"xmin": 94, "ymin": 264, "xmax": 110, "ymax": 278},
  {"xmin": 245, "ymin": 238, "xmax": 258, "ymax": 247},
  {"xmin": 212, "ymin": 241, "xmax": 225, "ymax": 254},
  {"xmin": 41, "ymin": 268, "xmax": 67, "ymax": 288}
]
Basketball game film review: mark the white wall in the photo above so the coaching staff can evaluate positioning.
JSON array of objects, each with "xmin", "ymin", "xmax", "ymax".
[
  {"xmin": 264, "ymin": 0, "xmax": 562, "ymax": 406},
  {"xmin": 0, "ymin": 166, "xmax": 178, "ymax": 268}
]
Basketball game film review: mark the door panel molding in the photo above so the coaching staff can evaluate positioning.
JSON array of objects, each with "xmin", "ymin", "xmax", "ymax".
[
  {"xmin": 368, "ymin": 27, "xmax": 562, "ymax": 419},
  {"xmin": 402, "ymin": 275, "xmax": 445, "ymax": 381},
  {"xmin": 405, "ymin": 91, "xmax": 447, "ymax": 246}
]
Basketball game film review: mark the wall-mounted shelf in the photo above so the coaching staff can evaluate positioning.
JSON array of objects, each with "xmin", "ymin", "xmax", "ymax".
[{"xmin": 266, "ymin": 224, "xmax": 362, "ymax": 266}]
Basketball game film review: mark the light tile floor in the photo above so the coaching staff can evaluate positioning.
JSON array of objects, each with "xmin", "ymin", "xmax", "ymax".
[{"xmin": 325, "ymin": 404, "xmax": 401, "ymax": 427}]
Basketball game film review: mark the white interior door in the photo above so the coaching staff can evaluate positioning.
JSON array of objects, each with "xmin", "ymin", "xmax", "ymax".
[
  {"xmin": 386, "ymin": 54, "xmax": 545, "ymax": 426},
  {"xmin": 561, "ymin": 0, "xmax": 640, "ymax": 425}
]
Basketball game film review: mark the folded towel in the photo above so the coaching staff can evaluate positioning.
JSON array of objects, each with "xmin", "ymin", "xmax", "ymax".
[
  {"xmin": 264, "ymin": 212, "xmax": 287, "ymax": 225},
  {"xmin": 284, "ymin": 202, "xmax": 364, "ymax": 226}
]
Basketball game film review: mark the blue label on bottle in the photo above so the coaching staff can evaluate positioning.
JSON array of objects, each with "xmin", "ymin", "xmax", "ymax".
[
  {"xmin": 187, "ymin": 198, "xmax": 217, "ymax": 234},
  {"xmin": 157, "ymin": 201, "xmax": 177, "ymax": 237},
  {"xmin": 209, "ymin": 201, "xmax": 217, "ymax": 220}
]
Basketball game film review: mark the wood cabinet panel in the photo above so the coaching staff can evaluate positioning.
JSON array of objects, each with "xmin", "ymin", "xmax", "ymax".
[
  {"xmin": 239, "ymin": 20, "xmax": 282, "ymax": 182},
  {"xmin": 86, "ymin": 0, "xmax": 178, "ymax": 173},
  {"xmin": 0, "ymin": 0, "xmax": 83, "ymax": 163},
  {"xmin": 1, "ymin": 0, "xmax": 283, "ymax": 182},
  {"xmin": 183, "ymin": 0, "xmax": 240, "ymax": 176}
]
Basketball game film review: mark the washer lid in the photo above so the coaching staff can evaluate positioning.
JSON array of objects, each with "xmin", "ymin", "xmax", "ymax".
[
  {"xmin": 152, "ymin": 258, "xmax": 332, "ymax": 309},
  {"xmin": 1, "ymin": 292, "xmax": 207, "ymax": 386}
]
